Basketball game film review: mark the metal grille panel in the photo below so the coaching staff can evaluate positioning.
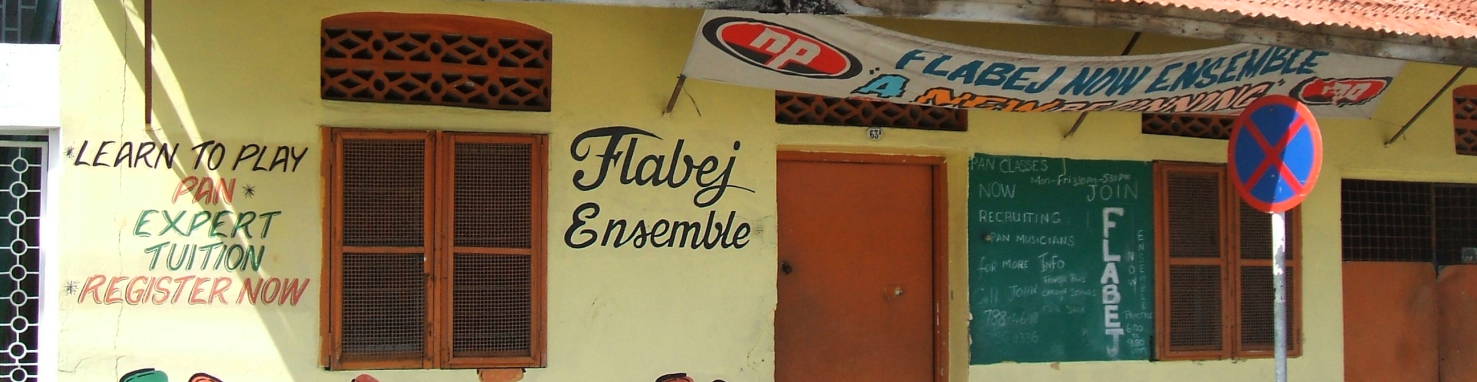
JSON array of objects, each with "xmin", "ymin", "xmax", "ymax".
[
  {"xmin": 1454, "ymin": 85, "xmax": 1477, "ymax": 155},
  {"xmin": 1168, "ymin": 265, "xmax": 1223, "ymax": 350},
  {"xmin": 1240, "ymin": 205, "xmax": 1295, "ymax": 260},
  {"xmin": 1142, "ymin": 114, "xmax": 1235, "ymax": 140},
  {"xmin": 1435, "ymin": 184, "xmax": 1477, "ymax": 265},
  {"xmin": 775, "ymin": 91, "xmax": 967, "ymax": 131},
  {"xmin": 341, "ymin": 254, "xmax": 426, "ymax": 357},
  {"xmin": 1239, "ymin": 266, "xmax": 1296, "ymax": 350},
  {"xmin": 1, "ymin": 0, "xmax": 57, "ymax": 44},
  {"xmin": 342, "ymin": 139, "xmax": 424, "ymax": 247},
  {"xmin": 321, "ymin": 13, "xmax": 552, "ymax": 111},
  {"xmin": 1167, "ymin": 171, "xmax": 1222, "ymax": 258},
  {"xmin": 453, "ymin": 254, "xmax": 532, "ymax": 356},
  {"xmin": 1341, "ymin": 179, "xmax": 1433, "ymax": 262},
  {"xmin": 1240, "ymin": 203, "xmax": 1272, "ymax": 260},
  {"xmin": 455, "ymin": 143, "xmax": 531, "ymax": 248},
  {"xmin": 0, "ymin": 144, "xmax": 41, "ymax": 382}
]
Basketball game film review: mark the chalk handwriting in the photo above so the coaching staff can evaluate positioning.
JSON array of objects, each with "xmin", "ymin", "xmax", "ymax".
[{"xmin": 1101, "ymin": 207, "xmax": 1126, "ymax": 357}]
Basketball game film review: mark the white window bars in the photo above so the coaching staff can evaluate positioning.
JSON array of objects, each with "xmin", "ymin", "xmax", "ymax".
[{"xmin": 0, "ymin": 141, "xmax": 42, "ymax": 382}]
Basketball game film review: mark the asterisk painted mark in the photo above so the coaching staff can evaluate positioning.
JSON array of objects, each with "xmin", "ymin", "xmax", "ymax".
[
  {"xmin": 63, "ymin": 281, "xmax": 80, "ymax": 295},
  {"xmin": 63, "ymin": 146, "xmax": 74, "ymax": 159},
  {"xmin": 244, "ymin": 185, "xmax": 256, "ymax": 198}
]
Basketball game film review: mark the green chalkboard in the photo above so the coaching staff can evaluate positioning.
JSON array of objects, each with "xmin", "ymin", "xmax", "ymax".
[{"xmin": 968, "ymin": 153, "xmax": 1154, "ymax": 364}]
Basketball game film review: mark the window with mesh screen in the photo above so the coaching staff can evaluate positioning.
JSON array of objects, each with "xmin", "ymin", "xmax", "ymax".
[
  {"xmin": 324, "ymin": 129, "xmax": 546, "ymax": 370},
  {"xmin": 1141, "ymin": 114, "xmax": 1236, "ymax": 139},
  {"xmin": 1342, "ymin": 179, "xmax": 1477, "ymax": 266},
  {"xmin": 1154, "ymin": 162, "xmax": 1302, "ymax": 360},
  {"xmin": 1236, "ymin": 204, "xmax": 1300, "ymax": 355},
  {"xmin": 1341, "ymin": 179, "xmax": 1433, "ymax": 262},
  {"xmin": 1, "ymin": 0, "xmax": 60, "ymax": 44},
  {"xmin": 1434, "ymin": 184, "xmax": 1477, "ymax": 265},
  {"xmin": 775, "ymin": 91, "xmax": 967, "ymax": 131}
]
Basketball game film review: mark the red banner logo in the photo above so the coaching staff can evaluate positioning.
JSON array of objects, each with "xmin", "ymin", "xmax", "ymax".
[
  {"xmin": 702, "ymin": 17, "xmax": 861, "ymax": 79},
  {"xmin": 1292, "ymin": 77, "xmax": 1391, "ymax": 107}
]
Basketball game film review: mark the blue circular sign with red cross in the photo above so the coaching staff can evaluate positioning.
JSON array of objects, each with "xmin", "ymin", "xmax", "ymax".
[{"xmin": 1228, "ymin": 95, "xmax": 1324, "ymax": 213}]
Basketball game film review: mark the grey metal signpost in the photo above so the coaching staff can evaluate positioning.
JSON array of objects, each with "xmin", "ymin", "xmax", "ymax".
[
  {"xmin": 1272, "ymin": 211, "xmax": 1288, "ymax": 382},
  {"xmin": 1227, "ymin": 95, "xmax": 1323, "ymax": 382}
]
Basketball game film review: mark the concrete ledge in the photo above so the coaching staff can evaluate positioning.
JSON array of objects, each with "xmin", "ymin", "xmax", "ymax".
[{"xmin": 0, "ymin": 44, "xmax": 60, "ymax": 128}]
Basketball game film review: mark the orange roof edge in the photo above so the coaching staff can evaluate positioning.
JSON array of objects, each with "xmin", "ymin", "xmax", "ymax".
[{"xmin": 1109, "ymin": 0, "xmax": 1477, "ymax": 39}]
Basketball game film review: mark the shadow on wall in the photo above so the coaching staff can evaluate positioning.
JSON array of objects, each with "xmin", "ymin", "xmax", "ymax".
[
  {"xmin": 83, "ymin": 0, "xmax": 317, "ymax": 380},
  {"xmin": 82, "ymin": 1, "xmax": 741, "ymax": 381}
]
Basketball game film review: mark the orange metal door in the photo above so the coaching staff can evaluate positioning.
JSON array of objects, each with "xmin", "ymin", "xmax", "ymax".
[
  {"xmin": 776, "ymin": 156, "xmax": 936, "ymax": 382},
  {"xmin": 1438, "ymin": 265, "xmax": 1477, "ymax": 382},
  {"xmin": 1343, "ymin": 262, "xmax": 1439, "ymax": 382}
]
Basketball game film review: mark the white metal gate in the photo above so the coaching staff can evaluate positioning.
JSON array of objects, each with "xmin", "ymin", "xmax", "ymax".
[{"xmin": 0, "ymin": 141, "xmax": 43, "ymax": 382}]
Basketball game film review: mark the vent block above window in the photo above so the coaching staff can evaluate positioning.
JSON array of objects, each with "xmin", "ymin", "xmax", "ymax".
[
  {"xmin": 1454, "ymin": 85, "xmax": 1477, "ymax": 155},
  {"xmin": 1142, "ymin": 114, "xmax": 1235, "ymax": 140},
  {"xmin": 321, "ymin": 12, "xmax": 552, "ymax": 111},
  {"xmin": 775, "ymin": 91, "xmax": 966, "ymax": 131}
]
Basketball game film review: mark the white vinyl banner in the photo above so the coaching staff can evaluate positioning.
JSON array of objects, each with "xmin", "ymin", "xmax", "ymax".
[{"xmin": 682, "ymin": 10, "xmax": 1405, "ymax": 118}]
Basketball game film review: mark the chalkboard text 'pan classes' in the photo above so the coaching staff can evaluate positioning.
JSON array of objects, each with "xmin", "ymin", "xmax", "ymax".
[{"xmin": 972, "ymin": 156, "xmax": 1051, "ymax": 173}]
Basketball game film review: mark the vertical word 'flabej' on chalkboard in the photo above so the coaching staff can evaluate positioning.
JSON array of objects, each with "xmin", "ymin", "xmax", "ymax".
[{"xmin": 968, "ymin": 153, "xmax": 1154, "ymax": 364}]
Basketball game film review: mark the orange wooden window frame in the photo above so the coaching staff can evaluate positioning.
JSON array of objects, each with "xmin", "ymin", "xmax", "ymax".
[
  {"xmin": 1153, "ymin": 161, "xmax": 1302, "ymax": 361},
  {"xmin": 320, "ymin": 127, "xmax": 548, "ymax": 370}
]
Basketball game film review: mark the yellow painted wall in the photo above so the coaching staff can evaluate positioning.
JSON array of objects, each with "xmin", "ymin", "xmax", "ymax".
[{"xmin": 56, "ymin": 0, "xmax": 1477, "ymax": 381}]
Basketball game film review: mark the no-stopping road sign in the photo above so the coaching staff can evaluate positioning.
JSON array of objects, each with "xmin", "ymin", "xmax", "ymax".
[{"xmin": 1228, "ymin": 95, "xmax": 1323, "ymax": 213}]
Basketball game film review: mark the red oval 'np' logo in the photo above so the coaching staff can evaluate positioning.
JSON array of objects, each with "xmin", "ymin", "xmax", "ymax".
[{"xmin": 702, "ymin": 17, "xmax": 861, "ymax": 79}]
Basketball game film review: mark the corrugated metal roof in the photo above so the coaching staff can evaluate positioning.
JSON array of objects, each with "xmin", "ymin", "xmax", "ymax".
[{"xmin": 1110, "ymin": 0, "xmax": 1477, "ymax": 39}]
